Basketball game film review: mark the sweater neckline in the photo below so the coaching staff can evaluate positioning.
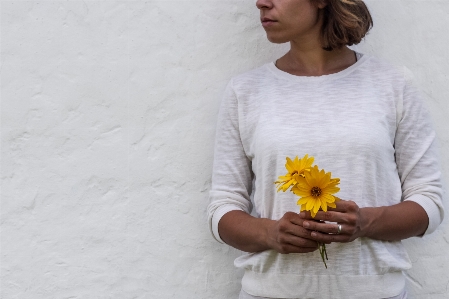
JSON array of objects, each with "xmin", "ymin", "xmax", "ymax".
[{"xmin": 266, "ymin": 51, "xmax": 369, "ymax": 83}]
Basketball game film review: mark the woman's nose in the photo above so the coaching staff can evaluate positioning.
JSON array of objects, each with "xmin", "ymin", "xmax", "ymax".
[{"xmin": 256, "ymin": 0, "xmax": 273, "ymax": 10}]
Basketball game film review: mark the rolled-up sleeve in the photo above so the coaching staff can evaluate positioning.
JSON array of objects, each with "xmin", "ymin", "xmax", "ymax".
[
  {"xmin": 395, "ymin": 68, "xmax": 444, "ymax": 236},
  {"xmin": 207, "ymin": 79, "xmax": 253, "ymax": 244}
]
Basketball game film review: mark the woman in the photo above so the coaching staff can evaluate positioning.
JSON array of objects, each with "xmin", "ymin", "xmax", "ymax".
[{"xmin": 207, "ymin": 1, "xmax": 444, "ymax": 298}]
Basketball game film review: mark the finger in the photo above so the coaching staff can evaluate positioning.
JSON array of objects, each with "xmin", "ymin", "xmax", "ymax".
[
  {"xmin": 276, "ymin": 215, "xmax": 313, "ymax": 244},
  {"xmin": 284, "ymin": 234, "xmax": 320, "ymax": 248},
  {"xmin": 309, "ymin": 230, "xmax": 352, "ymax": 244},
  {"xmin": 284, "ymin": 224, "xmax": 317, "ymax": 241},
  {"xmin": 302, "ymin": 220, "xmax": 341, "ymax": 234},
  {"xmin": 289, "ymin": 213, "xmax": 307, "ymax": 225},
  {"xmin": 298, "ymin": 211, "xmax": 314, "ymax": 219},
  {"xmin": 286, "ymin": 212, "xmax": 322, "ymax": 229},
  {"xmin": 326, "ymin": 200, "xmax": 348, "ymax": 212},
  {"xmin": 311, "ymin": 210, "xmax": 347, "ymax": 223},
  {"xmin": 327, "ymin": 200, "xmax": 359, "ymax": 213},
  {"xmin": 285, "ymin": 218, "xmax": 324, "ymax": 240},
  {"xmin": 278, "ymin": 243, "xmax": 318, "ymax": 254}
]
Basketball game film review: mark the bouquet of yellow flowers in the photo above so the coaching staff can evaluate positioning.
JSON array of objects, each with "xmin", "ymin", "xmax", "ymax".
[{"xmin": 274, "ymin": 154, "xmax": 340, "ymax": 268}]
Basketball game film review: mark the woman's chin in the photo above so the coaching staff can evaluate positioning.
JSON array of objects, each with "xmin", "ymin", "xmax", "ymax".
[{"xmin": 266, "ymin": 34, "xmax": 289, "ymax": 44}]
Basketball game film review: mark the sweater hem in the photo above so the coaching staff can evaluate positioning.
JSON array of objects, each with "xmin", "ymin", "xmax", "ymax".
[{"xmin": 242, "ymin": 270, "xmax": 405, "ymax": 299}]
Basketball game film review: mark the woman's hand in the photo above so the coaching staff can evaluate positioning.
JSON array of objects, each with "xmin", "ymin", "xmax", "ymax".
[
  {"xmin": 299, "ymin": 199, "xmax": 429, "ymax": 243},
  {"xmin": 266, "ymin": 212, "xmax": 319, "ymax": 254},
  {"xmin": 299, "ymin": 200, "xmax": 367, "ymax": 244},
  {"xmin": 218, "ymin": 210, "xmax": 319, "ymax": 253}
]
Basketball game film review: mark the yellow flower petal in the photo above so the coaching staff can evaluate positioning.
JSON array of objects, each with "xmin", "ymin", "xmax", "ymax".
[
  {"xmin": 275, "ymin": 155, "xmax": 314, "ymax": 193},
  {"xmin": 321, "ymin": 193, "xmax": 336, "ymax": 203},
  {"xmin": 305, "ymin": 197, "xmax": 316, "ymax": 211},
  {"xmin": 285, "ymin": 157, "xmax": 294, "ymax": 173},
  {"xmin": 321, "ymin": 199, "xmax": 328, "ymax": 212},
  {"xmin": 324, "ymin": 186, "xmax": 339, "ymax": 194},
  {"xmin": 297, "ymin": 196, "xmax": 313, "ymax": 205},
  {"xmin": 292, "ymin": 186, "xmax": 310, "ymax": 197},
  {"xmin": 327, "ymin": 202, "xmax": 337, "ymax": 209},
  {"xmin": 319, "ymin": 171, "xmax": 331, "ymax": 187}
]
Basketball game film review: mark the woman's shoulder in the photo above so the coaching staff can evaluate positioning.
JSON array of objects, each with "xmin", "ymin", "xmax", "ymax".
[
  {"xmin": 361, "ymin": 53, "xmax": 412, "ymax": 83},
  {"xmin": 233, "ymin": 63, "xmax": 272, "ymax": 79},
  {"xmin": 227, "ymin": 63, "xmax": 275, "ymax": 90}
]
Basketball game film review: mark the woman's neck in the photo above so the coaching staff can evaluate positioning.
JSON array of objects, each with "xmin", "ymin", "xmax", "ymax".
[{"xmin": 275, "ymin": 45, "xmax": 357, "ymax": 77}]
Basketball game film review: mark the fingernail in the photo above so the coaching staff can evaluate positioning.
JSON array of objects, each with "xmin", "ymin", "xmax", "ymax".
[
  {"xmin": 311, "ymin": 232, "xmax": 316, "ymax": 237},
  {"xmin": 303, "ymin": 221, "xmax": 309, "ymax": 228}
]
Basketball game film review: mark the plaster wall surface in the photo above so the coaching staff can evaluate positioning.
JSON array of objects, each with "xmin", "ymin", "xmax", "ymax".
[{"xmin": 1, "ymin": 1, "xmax": 448, "ymax": 298}]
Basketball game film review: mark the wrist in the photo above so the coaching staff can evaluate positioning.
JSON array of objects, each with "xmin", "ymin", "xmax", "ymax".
[
  {"xmin": 261, "ymin": 218, "xmax": 277, "ymax": 250},
  {"xmin": 358, "ymin": 206, "xmax": 383, "ymax": 239}
]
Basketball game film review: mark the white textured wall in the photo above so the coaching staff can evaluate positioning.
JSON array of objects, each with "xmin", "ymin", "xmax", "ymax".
[{"xmin": 1, "ymin": 1, "xmax": 448, "ymax": 298}]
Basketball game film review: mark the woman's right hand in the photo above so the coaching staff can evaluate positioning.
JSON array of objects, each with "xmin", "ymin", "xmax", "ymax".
[
  {"xmin": 218, "ymin": 210, "xmax": 319, "ymax": 253},
  {"xmin": 266, "ymin": 212, "xmax": 319, "ymax": 254}
]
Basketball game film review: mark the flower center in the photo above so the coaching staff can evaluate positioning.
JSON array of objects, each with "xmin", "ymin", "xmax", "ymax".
[{"xmin": 311, "ymin": 186, "xmax": 322, "ymax": 197}]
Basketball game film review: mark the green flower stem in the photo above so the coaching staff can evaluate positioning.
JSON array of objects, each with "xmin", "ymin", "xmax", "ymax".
[{"xmin": 318, "ymin": 243, "xmax": 328, "ymax": 269}]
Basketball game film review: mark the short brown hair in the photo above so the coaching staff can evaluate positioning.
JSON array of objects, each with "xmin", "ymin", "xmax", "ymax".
[{"xmin": 315, "ymin": 0, "xmax": 373, "ymax": 50}]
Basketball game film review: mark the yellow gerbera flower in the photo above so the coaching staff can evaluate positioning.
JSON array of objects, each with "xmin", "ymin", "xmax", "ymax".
[
  {"xmin": 291, "ymin": 165, "xmax": 340, "ymax": 218},
  {"xmin": 274, "ymin": 154, "xmax": 314, "ymax": 192}
]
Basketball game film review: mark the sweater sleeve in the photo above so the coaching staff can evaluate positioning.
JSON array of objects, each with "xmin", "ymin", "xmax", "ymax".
[
  {"xmin": 395, "ymin": 68, "xmax": 444, "ymax": 236},
  {"xmin": 207, "ymin": 79, "xmax": 253, "ymax": 244}
]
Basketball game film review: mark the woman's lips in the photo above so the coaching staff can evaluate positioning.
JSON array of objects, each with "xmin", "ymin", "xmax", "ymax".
[{"xmin": 261, "ymin": 18, "xmax": 277, "ymax": 27}]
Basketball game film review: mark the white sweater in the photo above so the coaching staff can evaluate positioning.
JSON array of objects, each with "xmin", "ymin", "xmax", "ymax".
[{"xmin": 207, "ymin": 53, "xmax": 444, "ymax": 299}]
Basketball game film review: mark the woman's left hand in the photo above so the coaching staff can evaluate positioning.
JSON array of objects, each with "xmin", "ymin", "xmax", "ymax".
[{"xmin": 299, "ymin": 200, "xmax": 367, "ymax": 244}]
